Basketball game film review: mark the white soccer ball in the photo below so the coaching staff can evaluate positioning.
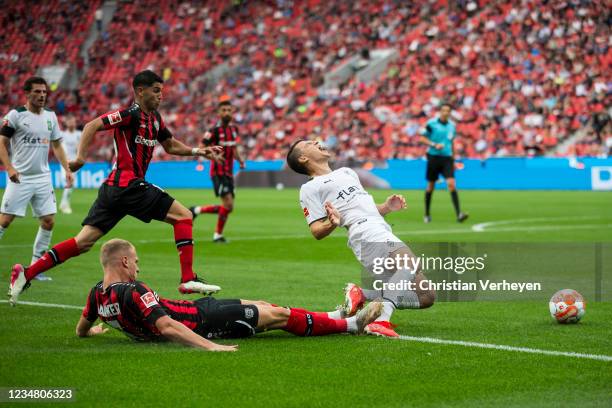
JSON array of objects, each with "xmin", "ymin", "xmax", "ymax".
[{"xmin": 549, "ymin": 289, "xmax": 586, "ymax": 324}]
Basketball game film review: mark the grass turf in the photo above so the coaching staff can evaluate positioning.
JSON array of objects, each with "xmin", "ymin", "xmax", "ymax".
[{"xmin": 0, "ymin": 188, "xmax": 611, "ymax": 407}]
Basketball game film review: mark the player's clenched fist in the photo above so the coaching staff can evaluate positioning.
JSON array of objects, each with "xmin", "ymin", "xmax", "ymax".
[{"xmin": 385, "ymin": 194, "xmax": 406, "ymax": 212}]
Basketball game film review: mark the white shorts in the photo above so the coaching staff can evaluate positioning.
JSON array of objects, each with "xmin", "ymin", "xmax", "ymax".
[
  {"xmin": 347, "ymin": 221, "xmax": 406, "ymax": 269},
  {"xmin": 1, "ymin": 179, "xmax": 57, "ymax": 217}
]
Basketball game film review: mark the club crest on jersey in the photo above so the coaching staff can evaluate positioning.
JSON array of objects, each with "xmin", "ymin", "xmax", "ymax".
[
  {"xmin": 47, "ymin": 120, "xmax": 52, "ymax": 131},
  {"xmin": 2, "ymin": 118, "xmax": 8, "ymax": 127},
  {"xmin": 108, "ymin": 111, "xmax": 122, "ymax": 125},
  {"xmin": 140, "ymin": 292, "xmax": 158, "ymax": 308}
]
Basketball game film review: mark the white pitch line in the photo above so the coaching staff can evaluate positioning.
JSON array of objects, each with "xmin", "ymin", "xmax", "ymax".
[
  {"xmin": 0, "ymin": 299, "xmax": 82, "ymax": 310},
  {"xmin": 472, "ymin": 216, "xmax": 603, "ymax": 232},
  {"xmin": 1, "ymin": 222, "xmax": 611, "ymax": 249},
  {"xmin": 2, "ymin": 300, "xmax": 610, "ymax": 362},
  {"xmin": 397, "ymin": 335, "xmax": 612, "ymax": 362}
]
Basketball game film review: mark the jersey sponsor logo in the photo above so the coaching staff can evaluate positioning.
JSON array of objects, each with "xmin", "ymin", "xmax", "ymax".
[
  {"xmin": 108, "ymin": 111, "xmax": 122, "ymax": 125},
  {"xmin": 22, "ymin": 136, "xmax": 50, "ymax": 145},
  {"xmin": 98, "ymin": 302, "xmax": 121, "ymax": 317},
  {"xmin": 219, "ymin": 141, "xmax": 236, "ymax": 147},
  {"xmin": 303, "ymin": 207, "xmax": 310, "ymax": 217},
  {"xmin": 135, "ymin": 135, "xmax": 157, "ymax": 147},
  {"xmin": 336, "ymin": 185, "xmax": 360, "ymax": 200},
  {"xmin": 140, "ymin": 292, "xmax": 158, "ymax": 308}
]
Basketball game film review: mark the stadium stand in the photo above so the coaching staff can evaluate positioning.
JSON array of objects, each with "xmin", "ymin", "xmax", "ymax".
[{"xmin": 1, "ymin": 0, "xmax": 610, "ymax": 161}]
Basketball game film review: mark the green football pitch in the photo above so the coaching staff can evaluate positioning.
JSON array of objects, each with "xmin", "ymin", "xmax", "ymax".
[{"xmin": 0, "ymin": 188, "xmax": 611, "ymax": 407}]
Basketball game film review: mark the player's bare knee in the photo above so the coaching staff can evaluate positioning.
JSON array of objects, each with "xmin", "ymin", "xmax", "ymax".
[
  {"xmin": 39, "ymin": 216, "xmax": 54, "ymax": 230},
  {"xmin": 0, "ymin": 216, "xmax": 13, "ymax": 228},
  {"xmin": 419, "ymin": 290, "xmax": 435, "ymax": 309}
]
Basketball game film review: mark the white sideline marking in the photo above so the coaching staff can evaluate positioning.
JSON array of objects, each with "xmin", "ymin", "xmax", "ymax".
[
  {"xmin": 397, "ymin": 335, "xmax": 612, "ymax": 362},
  {"xmin": 0, "ymin": 299, "xmax": 82, "ymax": 310},
  {"xmin": 2, "ymin": 219, "xmax": 611, "ymax": 249},
  {"xmin": 472, "ymin": 216, "xmax": 602, "ymax": 232},
  {"xmin": 2, "ymin": 300, "xmax": 610, "ymax": 361}
]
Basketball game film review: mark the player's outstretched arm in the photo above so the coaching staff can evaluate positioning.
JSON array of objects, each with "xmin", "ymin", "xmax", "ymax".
[
  {"xmin": 75, "ymin": 316, "xmax": 109, "ymax": 338},
  {"xmin": 160, "ymin": 138, "xmax": 224, "ymax": 161},
  {"xmin": 69, "ymin": 117, "xmax": 105, "ymax": 172},
  {"xmin": 155, "ymin": 315, "xmax": 238, "ymax": 352},
  {"xmin": 377, "ymin": 194, "xmax": 406, "ymax": 216}
]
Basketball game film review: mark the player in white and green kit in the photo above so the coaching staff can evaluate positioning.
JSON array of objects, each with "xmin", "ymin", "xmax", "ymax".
[
  {"xmin": 59, "ymin": 115, "xmax": 81, "ymax": 214},
  {"xmin": 0, "ymin": 77, "xmax": 74, "ymax": 280}
]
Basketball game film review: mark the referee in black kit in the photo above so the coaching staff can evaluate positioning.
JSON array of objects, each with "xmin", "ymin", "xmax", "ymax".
[{"xmin": 419, "ymin": 103, "xmax": 468, "ymax": 223}]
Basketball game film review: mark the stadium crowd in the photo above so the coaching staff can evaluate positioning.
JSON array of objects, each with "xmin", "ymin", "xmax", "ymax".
[{"xmin": 1, "ymin": 0, "xmax": 610, "ymax": 161}]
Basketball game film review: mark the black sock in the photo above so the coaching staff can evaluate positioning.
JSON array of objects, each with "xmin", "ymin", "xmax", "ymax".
[
  {"xmin": 450, "ymin": 190, "xmax": 461, "ymax": 216},
  {"xmin": 425, "ymin": 191, "xmax": 432, "ymax": 216}
]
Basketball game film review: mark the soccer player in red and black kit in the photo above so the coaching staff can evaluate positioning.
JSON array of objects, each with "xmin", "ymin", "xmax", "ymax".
[
  {"xmin": 190, "ymin": 99, "xmax": 245, "ymax": 243},
  {"xmin": 9, "ymin": 70, "xmax": 223, "ymax": 305},
  {"xmin": 76, "ymin": 239, "xmax": 383, "ymax": 350}
]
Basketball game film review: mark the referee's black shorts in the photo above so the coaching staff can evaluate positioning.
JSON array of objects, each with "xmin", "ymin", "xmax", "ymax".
[
  {"xmin": 82, "ymin": 179, "xmax": 175, "ymax": 233},
  {"xmin": 194, "ymin": 297, "xmax": 259, "ymax": 339},
  {"xmin": 426, "ymin": 154, "xmax": 454, "ymax": 182}
]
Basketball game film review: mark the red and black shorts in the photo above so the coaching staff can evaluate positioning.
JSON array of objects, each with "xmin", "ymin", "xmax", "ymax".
[
  {"xmin": 212, "ymin": 175, "xmax": 235, "ymax": 197},
  {"xmin": 82, "ymin": 179, "xmax": 175, "ymax": 233},
  {"xmin": 194, "ymin": 297, "xmax": 259, "ymax": 339}
]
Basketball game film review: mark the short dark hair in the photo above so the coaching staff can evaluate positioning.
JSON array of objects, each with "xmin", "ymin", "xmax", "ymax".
[
  {"xmin": 440, "ymin": 102, "xmax": 453, "ymax": 109},
  {"xmin": 218, "ymin": 100, "xmax": 232, "ymax": 108},
  {"xmin": 286, "ymin": 139, "xmax": 309, "ymax": 175},
  {"xmin": 23, "ymin": 76, "xmax": 48, "ymax": 92},
  {"xmin": 132, "ymin": 70, "xmax": 163, "ymax": 90}
]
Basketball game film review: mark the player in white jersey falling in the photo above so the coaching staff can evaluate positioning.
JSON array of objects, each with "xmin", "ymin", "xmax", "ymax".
[
  {"xmin": 286, "ymin": 140, "xmax": 435, "ymax": 337},
  {"xmin": 0, "ymin": 77, "xmax": 74, "ymax": 281},
  {"xmin": 59, "ymin": 115, "xmax": 81, "ymax": 214}
]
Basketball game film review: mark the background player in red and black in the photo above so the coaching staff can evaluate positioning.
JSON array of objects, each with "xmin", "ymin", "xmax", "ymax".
[
  {"xmin": 10, "ymin": 71, "xmax": 223, "ymax": 305},
  {"xmin": 75, "ymin": 239, "xmax": 382, "ymax": 350},
  {"xmin": 190, "ymin": 98, "xmax": 245, "ymax": 243}
]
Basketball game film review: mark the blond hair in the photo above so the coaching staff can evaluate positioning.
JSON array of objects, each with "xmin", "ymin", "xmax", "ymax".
[{"xmin": 100, "ymin": 239, "xmax": 135, "ymax": 267}]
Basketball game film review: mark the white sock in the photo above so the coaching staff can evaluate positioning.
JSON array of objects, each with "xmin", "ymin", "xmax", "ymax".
[
  {"xmin": 61, "ymin": 188, "xmax": 72, "ymax": 207},
  {"xmin": 32, "ymin": 227, "xmax": 53, "ymax": 264},
  {"xmin": 346, "ymin": 316, "xmax": 358, "ymax": 333},
  {"xmin": 375, "ymin": 301, "xmax": 396, "ymax": 322},
  {"xmin": 0, "ymin": 226, "xmax": 5, "ymax": 240},
  {"xmin": 327, "ymin": 309, "xmax": 342, "ymax": 319}
]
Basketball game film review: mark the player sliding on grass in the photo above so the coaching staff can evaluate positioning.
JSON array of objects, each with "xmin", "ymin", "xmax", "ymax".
[
  {"xmin": 76, "ymin": 239, "xmax": 383, "ymax": 351},
  {"xmin": 9, "ymin": 70, "xmax": 223, "ymax": 306},
  {"xmin": 286, "ymin": 140, "xmax": 435, "ymax": 338}
]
